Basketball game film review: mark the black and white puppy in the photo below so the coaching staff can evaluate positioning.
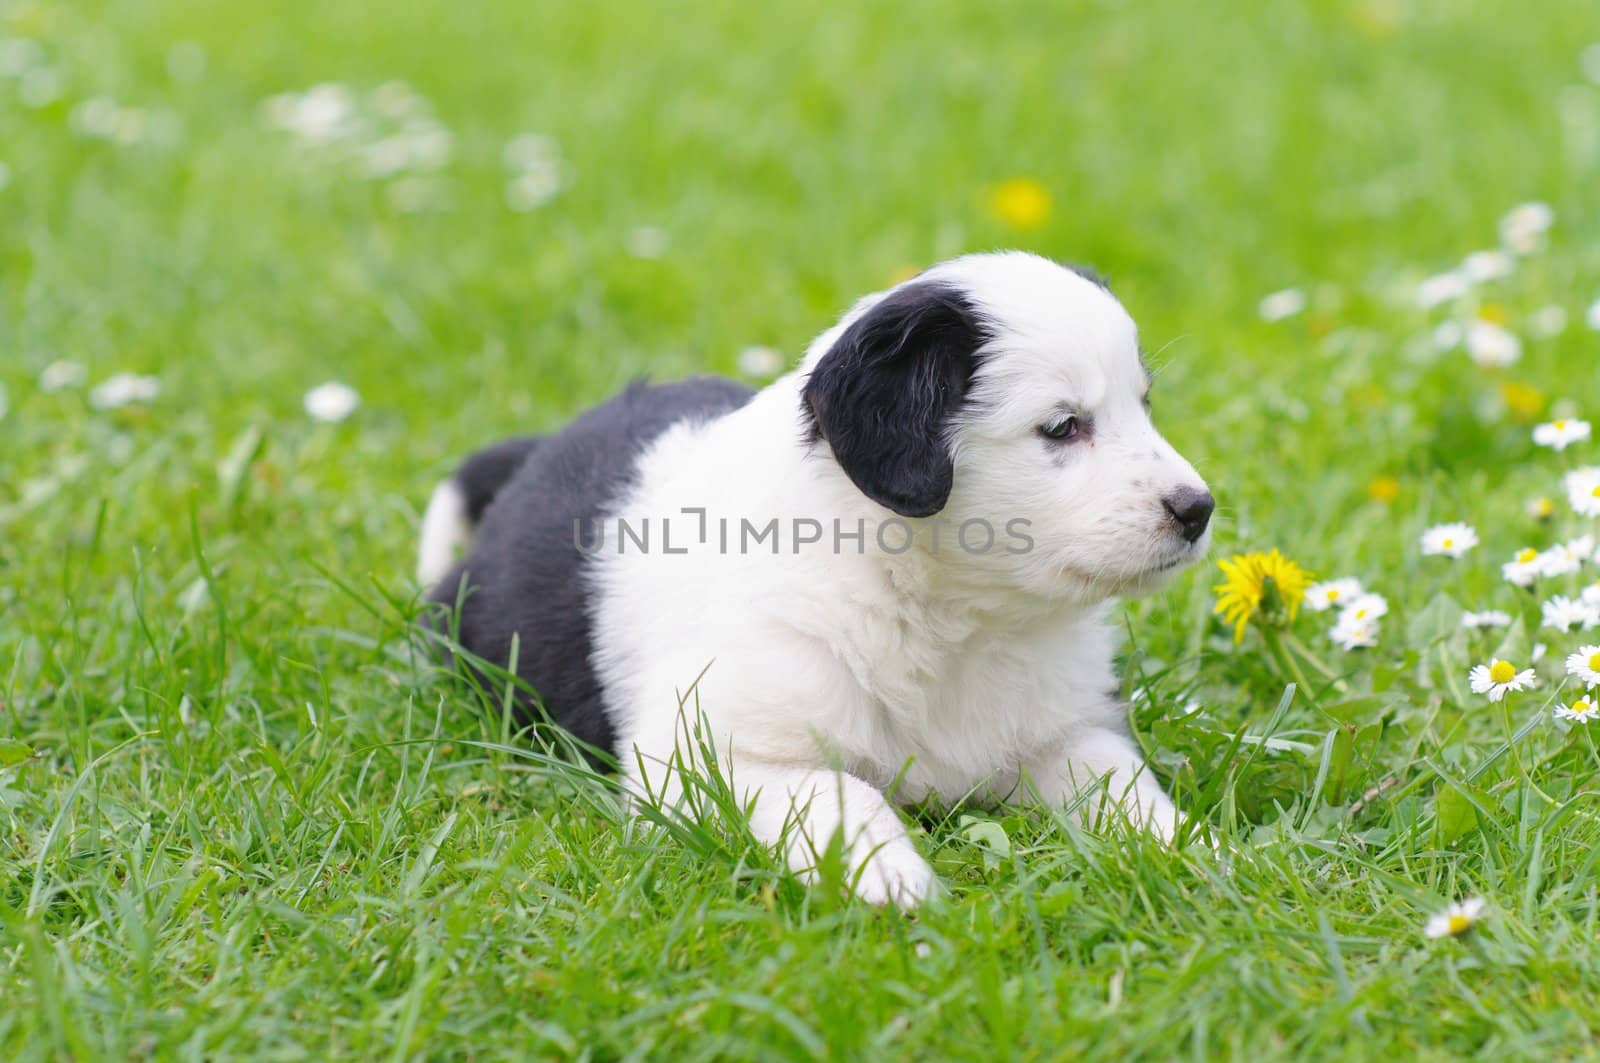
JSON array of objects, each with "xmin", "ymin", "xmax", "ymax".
[{"xmin": 418, "ymin": 251, "xmax": 1214, "ymax": 907}]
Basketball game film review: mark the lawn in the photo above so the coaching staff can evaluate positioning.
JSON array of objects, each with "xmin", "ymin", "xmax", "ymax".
[{"xmin": 5, "ymin": 0, "xmax": 1600, "ymax": 1058}]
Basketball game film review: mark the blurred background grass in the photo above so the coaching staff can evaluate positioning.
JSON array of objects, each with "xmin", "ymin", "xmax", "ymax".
[
  {"xmin": 5, "ymin": 0, "xmax": 1600, "ymax": 1057},
  {"xmin": 5, "ymin": 0, "xmax": 1598, "ymax": 571}
]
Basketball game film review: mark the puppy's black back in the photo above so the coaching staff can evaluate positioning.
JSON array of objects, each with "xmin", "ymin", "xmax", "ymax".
[{"xmin": 429, "ymin": 377, "xmax": 755, "ymax": 758}]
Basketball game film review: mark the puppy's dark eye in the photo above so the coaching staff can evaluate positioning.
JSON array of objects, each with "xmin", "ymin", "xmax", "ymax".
[{"xmin": 1039, "ymin": 416, "xmax": 1080, "ymax": 441}]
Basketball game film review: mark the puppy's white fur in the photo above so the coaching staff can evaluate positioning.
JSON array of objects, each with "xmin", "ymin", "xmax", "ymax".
[
  {"xmin": 417, "ymin": 479, "xmax": 472, "ymax": 587},
  {"xmin": 588, "ymin": 252, "xmax": 1210, "ymax": 907}
]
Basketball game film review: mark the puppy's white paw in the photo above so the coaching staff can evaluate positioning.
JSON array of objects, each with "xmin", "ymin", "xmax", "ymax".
[{"xmin": 851, "ymin": 837, "xmax": 937, "ymax": 910}]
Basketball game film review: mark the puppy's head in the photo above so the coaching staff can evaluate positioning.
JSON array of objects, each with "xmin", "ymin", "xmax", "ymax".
[{"xmin": 802, "ymin": 251, "xmax": 1212, "ymax": 602}]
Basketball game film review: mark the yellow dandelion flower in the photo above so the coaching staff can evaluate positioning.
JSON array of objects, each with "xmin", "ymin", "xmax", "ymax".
[
  {"xmin": 1213, "ymin": 549, "xmax": 1315, "ymax": 644},
  {"xmin": 1367, "ymin": 476, "xmax": 1401, "ymax": 504},
  {"xmin": 988, "ymin": 178, "xmax": 1052, "ymax": 230},
  {"xmin": 1499, "ymin": 381, "xmax": 1545, "ymax": 422}
]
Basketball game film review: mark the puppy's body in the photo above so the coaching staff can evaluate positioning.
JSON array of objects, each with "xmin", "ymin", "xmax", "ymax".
[
  {"xmin": 421, "ymin": 252, "xmax": 1213, "ymax": 906},
  {"xmin": 425, "ymin": 377, "xmax": 753, "ymax": 756}
]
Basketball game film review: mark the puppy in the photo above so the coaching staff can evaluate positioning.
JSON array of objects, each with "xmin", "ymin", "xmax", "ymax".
[{"xmin": 418, "ymin": 251, "xmax": 1213, "ymax": 907}]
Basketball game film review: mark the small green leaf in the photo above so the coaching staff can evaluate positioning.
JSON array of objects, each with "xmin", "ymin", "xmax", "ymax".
[
  {"xmin": 1436, "ymin": 784, "xmax": 1482, "ymax": 845},
  {"xmin": 0, "ymin": 739, "xmax": 35, "ymax": 767},
  {"xmin": 959, "ymin": 815, "xmax": 1011, "ymax": 872},
  {"xmin": 1406, "ymin": 593, "xmax": 1463, "ymax": 647},
  {"xmin": 1325, "ymin": 726, "xmax": 1355, "ymax": 805},
  {"xmin": 1319, "ymin": 695, "xmax": 1388, "ymax": 724},
  {"xmin": 1491, "ymin": 616, "xmax": 1531, "ymax": 668},
  {"xmin": 960, "ymin": 816, "xmax": 1011, "ymax": 856}
]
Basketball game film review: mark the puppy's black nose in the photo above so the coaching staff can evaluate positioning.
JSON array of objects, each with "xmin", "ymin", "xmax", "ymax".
[{"xmin": 1164, "ymin": 487, "xmax": 1214, "ymax": 543}]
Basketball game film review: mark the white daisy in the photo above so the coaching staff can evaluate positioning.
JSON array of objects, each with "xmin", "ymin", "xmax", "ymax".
[
  {"xmin": 265, "ymin": 83, "xmax": 360, "ymax": 143},
  {"xmin": 1566, "ymin": 467, "xmax": 1600, "ymax": 518},
  {"xmin": 736, "ymin": 345, "xmax": 785, "ymax": 378},
  {"xmin": 1538, "ymin": 542, "xmax": 1587, "ymax": 579},
  {"xmin": 1540, "ymin": 594, "xmax": 1598, "ymax": 633},
  {"xmin": 1588, "ymin": 299, "xmax": 1600, "ymax": 332},
  {"xmin": 1529, "ymin": 305, "xmax": 1568, "ymax": 338},
  {"xmin": 1532, "ymin": 418, "xmax": 1591, "ymax": 451},
  {"xmin": 294, "ymin": 83, "xmax": 358, "ymax": 142},
  {"xmin": 70, "ymin": 97, "xmax": 122, "ymax": 139},
  {"xmin": 1468, "ymin": 658, "xmax": 1537, "ymax": 702},
  {"xmin": 1330, "ymin": 614, "xmax": 1379, "ymax": 651},
  {"xmin": 0, "ymin": 37, "xmax": 43, "ymax": 77},
  {"xmin": 1305, "ymin": 578, "xmax": 1364, "ymax": 612},
  {"xmin": 1431, "ymin": 321, "xmax": 1464, "ymax": 351},
  {"xmin": 1527, "ymin": 496, "xmax": 1556, "ymax": 522},
  {"xmin": 1567, "ymin": 644, "xmax": 1600, "ymax": 688},
  {"xmin": 625, "ymin": 226, "xmax": 669, "ymax": 260},
  {"xmin": 1461, "ymin": 610, "xmax": 1513, "ymax": 629},
  {"xmin": 1502, "ymin": 547, "xmax": 1544, "ymax": 587},
  {"xmin": 503, "ymin": 133, "xmax": 559, "ymax": 172},
  {"xmin": 385, "ymin": 177, "xmax": 444, "ymax": 214},
  {"xmin": 359, "ymin": 136, "xmax": 414, "ymax": 180},
  {"xmin": 19, "ymin": 66, "xmax": 63, "ymax": 109},
  {"xmin": 400, "ymin": 124, "xmax": 453, "ymax": 171},
  {"xmin": 1464, "ymin": 321, "xmax": 1521, "ymax": 367},
  {"xmin": 1533, "ymin": 642, "xmax": 1548, "ymax": 664},
  {"xmin": 1556, "ymin": 695, "xmax": 1600, "ymax": 724},
  {"xmin": 505, "ymin": 169, "xmax": 562, "ymax": 212},
  {"xmin": 303, "ymin": 381, "xmax": 359, "ymax": 423},
  {"xmin": 371, "ymin": 80, "xmax": 422, "ymax": 120},
  {"xmin": 38, "ymin": 360, "xmax": 87, "ymax": 391},
  {"xmin": 166, "ymin": 41, "xmax": 208, "ymax": 85},
  {"xmin": 1420, "ymin": 523, "xmax": 1478, "ymax": 558},
  {"xmin": 1338, "ymin": 593, "xmax": 1388, "ymax": 625},
  {"xmin": 1258, "ymin": 288, "xmax": 1307, "ymax": 322},
  {"xmin": 89, "ymin": 372, "xmax": 160, "ymax": 410},
  {"xmin": 1417, "ymin": 271, "xmax": 1470, "ymax": 310},
  {"xmin": 1583, "ymin": 581, "xmax": 1600, "ymax": 609},
  {"xmin": 1424, "ymin": 897, "xmax": 1487, "ymax": 940},
  {"xmin": 1499, "ymin": 202, "xmax": 1554, "ymax": 254},
  {"xmin": 1462, "ymin": 250, "xmax": 1513, "ymax": 283}
]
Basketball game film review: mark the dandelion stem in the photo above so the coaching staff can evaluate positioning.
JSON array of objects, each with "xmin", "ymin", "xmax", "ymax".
[
  {"xmin": 1263, "ymin": 626, "xmax": 1318, "ymax": 702},
  {"xmin": 1281, "ymin": 631, "xmax": 1349, "ymax": 694}
]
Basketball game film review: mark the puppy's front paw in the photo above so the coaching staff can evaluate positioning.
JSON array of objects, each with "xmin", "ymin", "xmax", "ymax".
[{"xmin": 851, "ymin": 837, "xmax": 937, "ymax": 910}]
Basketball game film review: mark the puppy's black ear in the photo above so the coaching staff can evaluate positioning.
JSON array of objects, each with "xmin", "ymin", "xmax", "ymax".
[{"xmin": 802, "ymin": 281, "xmax": 987, "ymax": 517}]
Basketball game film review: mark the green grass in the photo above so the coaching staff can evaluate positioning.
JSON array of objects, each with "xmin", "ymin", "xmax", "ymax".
[{"xmin": 6, "ymin": 0, "xmax": 1600, "ymax": 1057}]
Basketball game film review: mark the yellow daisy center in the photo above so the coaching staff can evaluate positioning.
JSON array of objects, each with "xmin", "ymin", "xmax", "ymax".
[
  {"xmin": 1516, "ymin": 548, "xmax": 1538, "ymax": 564},
  {"xmin": 1489, "ymin": 660, "xmax": 1517, "ymax": 684},
  {"xmin": 1555, "ymin": 420, "xmax": 1567, "ymax": 430},
  {"xmin": 1442, "ymin": 537, "xmax": 1454, "ymax": 549},
  {"xmin": 1590, "ymin": 652, "xmax": 1600, "ymax": 672},
  {"xmin": 1446, "ymin": 913, "xmax": 1472, "ymax": 935},
  {"xmin": 1576, "ymin": 700, "xmax": 1594, "ymax": 716},
  {"xmin": 1327, "ymin": 589, "xmax": 1341, "ymax": 601},
  {"xmin": 1534, "ymin": 498, "xmax": 1554, "ymax": 517},
  {"xmin": 1590, "ymin": 485, "xmax": 1600, "ymax": 499}
]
